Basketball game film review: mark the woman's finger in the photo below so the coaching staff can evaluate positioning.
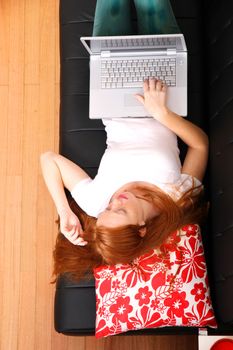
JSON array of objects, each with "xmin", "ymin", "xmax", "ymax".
[
  {"xmin": 68, "ymin": 227, "xmax": 77, "ymax": 237},
  {"xmin": 62, "ymin": 226, "xmax": 77, "ymax": 239},
  {"xmin": 73, "ymin": 237, "xmax": 88, "ymax": 246},
  {"xmin": 156, "ymin": 79, "xmax": 163, "ymax": 91},
  {"xmin": 149, "ymin": 77, "xmax": 156, "ymax": 90},
  {"xmin": 143, "ymin": 78, "xmax": 149, "ymax": 92},
  {"xmin": 161, "ymin": 83, "xmax": 167, "ymax": 92},
  {"xmin": 134, "ymin": 94, "xmax": 144, "ymax": 105}
]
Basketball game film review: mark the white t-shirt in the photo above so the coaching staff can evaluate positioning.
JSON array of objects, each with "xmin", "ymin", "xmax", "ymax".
[{"xmin": 71, "ymin": 118, "xmax": 201, "ymax": 218}]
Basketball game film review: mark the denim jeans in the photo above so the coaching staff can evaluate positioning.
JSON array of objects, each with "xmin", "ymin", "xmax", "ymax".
[{"xmin": 92, "ymin": 0, "xmax": 181, "ymax": 36}]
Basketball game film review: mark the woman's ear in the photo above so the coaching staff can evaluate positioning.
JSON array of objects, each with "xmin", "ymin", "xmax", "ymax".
[{"xmin": 138, "ymin": 225, "xmax": 147, "ymax": 237}]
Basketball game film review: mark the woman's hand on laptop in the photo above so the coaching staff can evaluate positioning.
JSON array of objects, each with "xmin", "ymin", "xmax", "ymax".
[
  {"xmin": 59, "ymin": 208, "xmax": 88, "ymax": 246},
  {"xmin": 134, "ymin": 77, "xmax": 169, "ymax": 120}
]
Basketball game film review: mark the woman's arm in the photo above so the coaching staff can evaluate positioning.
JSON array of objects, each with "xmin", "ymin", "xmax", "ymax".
[
  {"xmin": 135, "ymin": 78, "xmax": 209, "ymax": 182},
  {"xmin": 40, "ymin": 151, "xmax": 90, "ymax": 214},
  {"xmin": 158, "ymin": 109, "xmax": 209, "ymax": 181},
  {"xmin": 40, "ymin": 151, "xmax": 90, "ymax": 245}
]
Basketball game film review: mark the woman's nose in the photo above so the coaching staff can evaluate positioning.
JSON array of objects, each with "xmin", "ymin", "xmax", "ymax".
[{"xmin": 109, "ymin": 198, "xmax": 122, "ymax": 210}]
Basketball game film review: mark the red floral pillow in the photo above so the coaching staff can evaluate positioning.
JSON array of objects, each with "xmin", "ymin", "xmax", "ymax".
[{"xmin": 94, "ymin": 224, "xmax": 217, "ymax": 338}]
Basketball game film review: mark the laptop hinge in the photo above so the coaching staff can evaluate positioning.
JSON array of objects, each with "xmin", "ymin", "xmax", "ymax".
[
  {"xmin": 101, "ymin": 50, "xmax": 111, "ymax": 58},
  {"xmin": 167, "ymin": 48, "xmax": 177, "ymax": 55},
  {"xmin": 101, "ymin": 49, "xmax": 176, "ymax": 58}
]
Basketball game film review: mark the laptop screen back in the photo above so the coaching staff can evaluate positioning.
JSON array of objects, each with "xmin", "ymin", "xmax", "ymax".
[{"xmin": 81, "ymin": 34, "xmax": 185, "ymax": 55}]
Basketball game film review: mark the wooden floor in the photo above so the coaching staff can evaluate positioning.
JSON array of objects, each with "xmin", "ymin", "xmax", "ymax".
[{"xmin": 0, "ymin": 1, "xmax": 198, "ymax": 349}]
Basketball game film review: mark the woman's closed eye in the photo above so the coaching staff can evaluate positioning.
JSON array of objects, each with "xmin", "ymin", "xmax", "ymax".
[
  {"xmin": 106, "ymin": 207, "xmax": 127, "ymax": 215},
  {"xmin": 116, "ymin": 208, "xmax": 127, "ymax": 215}
]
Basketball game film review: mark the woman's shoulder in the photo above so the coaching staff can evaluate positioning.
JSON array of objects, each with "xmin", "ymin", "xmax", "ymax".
[
  {"xmin": 180, "ymin": 173, "xmax": 202, "ymax": 188},
  {"xmin": 158, "ymin": 174, "xmax": 203, "ymax": 201}
]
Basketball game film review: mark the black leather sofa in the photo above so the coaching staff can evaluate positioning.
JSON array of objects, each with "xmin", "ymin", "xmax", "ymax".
[{"xmin": 55, "ymin": 0, "xmax": 233, "ymax": 336}]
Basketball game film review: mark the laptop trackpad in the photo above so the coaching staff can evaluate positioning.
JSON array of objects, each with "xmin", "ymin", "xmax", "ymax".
[{"xmin": 124, "ymin": 94, "xmax": 142, "ymax": 107}]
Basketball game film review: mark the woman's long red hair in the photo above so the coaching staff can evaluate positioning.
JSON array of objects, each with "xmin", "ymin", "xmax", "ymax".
[{"xmin": 52, "ymin": 183, "xmax": 208, "ymax": 282}]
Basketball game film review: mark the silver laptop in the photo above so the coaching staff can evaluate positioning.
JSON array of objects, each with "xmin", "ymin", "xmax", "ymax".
[{"xmin": 80, "ymin": 34, "xmax": 187, "ymax": 119}]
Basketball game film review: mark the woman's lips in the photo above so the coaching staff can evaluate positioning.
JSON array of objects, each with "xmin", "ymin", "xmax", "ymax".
[{"xmin": 118, "ymin": 193, "xmax": 128, "ymax": 200}]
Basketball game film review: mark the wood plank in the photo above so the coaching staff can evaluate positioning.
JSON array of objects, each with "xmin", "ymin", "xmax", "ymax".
[
  {"xmin": 0, "ymin": 100, "xmax": 7, "ymax": 347},
  {"xmin": 24, "ymin": 0, "xmax": 40, "ymax": 85},
  {"xmin": 67, "ymin": 336, "xmax": 86, "ymax": 349},
  {"xmin": 55, "ymin": 1, "xmax": 60, "ymax": 85},
  {"xmin": 0, "ymin": 89, "xmax": 8, "ymax": 284},
  {"xmin": 17, "ymin": 84, "xmax": 39, "ymax": 350},
  {"xmin": 55, "ymin": 82, "xmax": 60, "ymax": 151},
  {"xmin": 36, "ymin": 176, "xmax": 57, "ymax": 349},
  {"xmin": 7, "ymin": 0, "xmax": 24, "ymax": 175},
  {"xmin": 51, "ymin": 329, "xmax": 69, "ymax": 350},
  {"xmin": 0, "ymin": 86, "xmax": 8, "ymax": 177},
  {"xmin": 0, "ymin": 2, "xmax": 10, "ymax": 85},
  {"xmin": 37, "ymin": 2, "xmax": 57, "ymax": 153},
  {"xmin": 1, "ymin": 175, "xmax": 22, "ymax": 350}
]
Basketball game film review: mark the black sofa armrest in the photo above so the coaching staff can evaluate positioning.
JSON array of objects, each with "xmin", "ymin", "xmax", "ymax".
[{"xmin": 55, "ymin": 275, "xmax": 96, "ymax": 335}]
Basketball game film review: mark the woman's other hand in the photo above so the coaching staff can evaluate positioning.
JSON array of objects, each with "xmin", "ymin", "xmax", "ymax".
[
  {"xmin": 134, "ymin": 78, "xmax": 169, "ymax": 120},
  {"xmin": 59, "ymin": 208, "xmax": 88, "ymax": 246}
]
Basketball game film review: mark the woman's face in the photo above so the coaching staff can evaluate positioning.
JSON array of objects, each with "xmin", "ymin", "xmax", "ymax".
[{"xmin": 96, "ymin": 190, "xmax": 156, "ymax": 228}]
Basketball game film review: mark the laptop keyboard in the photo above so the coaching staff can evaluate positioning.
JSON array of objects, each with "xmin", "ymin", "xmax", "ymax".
[{"xmin": 101, "ymin": 57, "xmax": 176, "ymax": 89}]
